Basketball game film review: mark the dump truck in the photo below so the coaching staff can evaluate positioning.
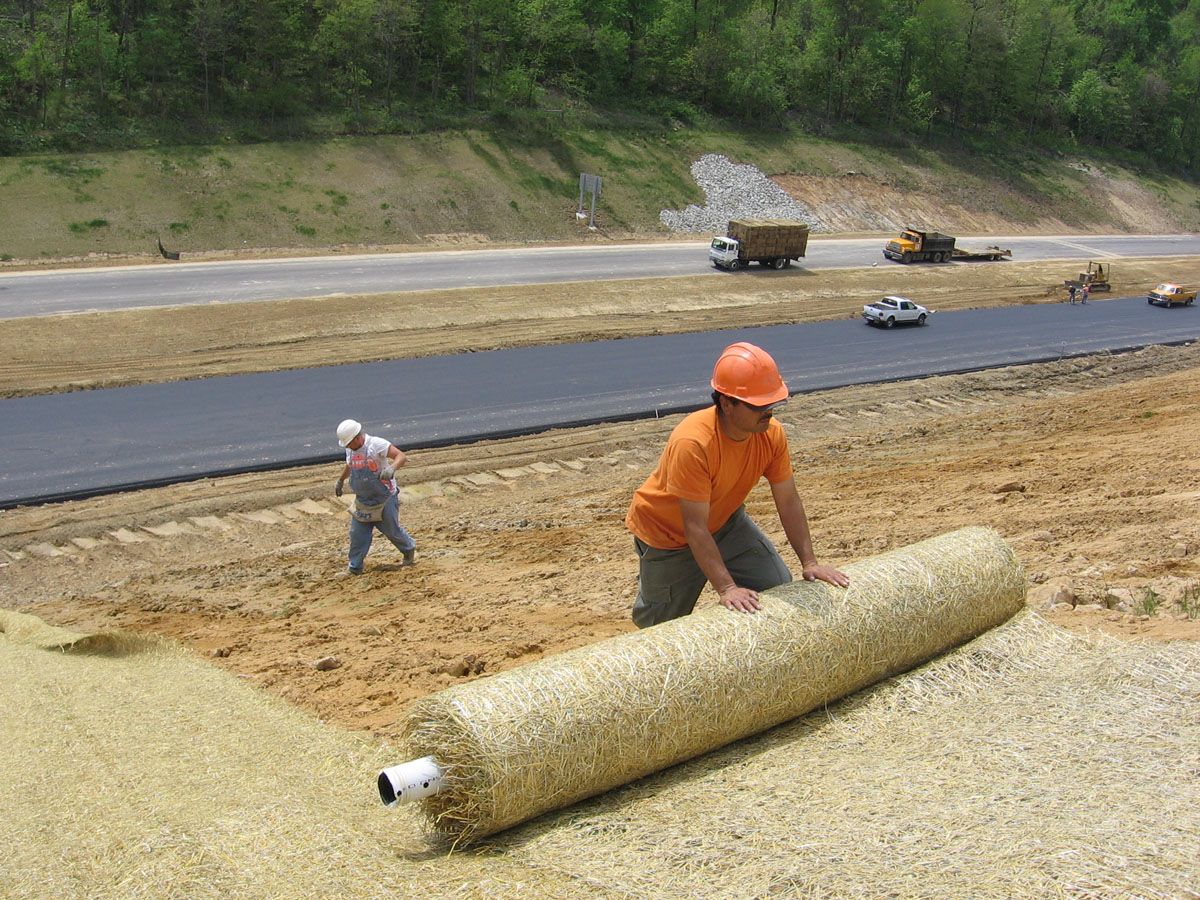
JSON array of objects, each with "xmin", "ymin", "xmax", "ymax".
[
  {"xmin": 1147, "ymin": 283, "xmax": 1196, "ymax": 307},
  {"xmin": 709, "ymin": 219, "xmax": 810, "ymax": 271},
  {"xmin": 883, "ymin": 229, "xmax": 1011, "ymax": 263}
]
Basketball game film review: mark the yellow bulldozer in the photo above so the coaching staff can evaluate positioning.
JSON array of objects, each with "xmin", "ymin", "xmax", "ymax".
[{"xmin": 1064, "ymin": 261, "xmax": 1111, "ymax": 292}]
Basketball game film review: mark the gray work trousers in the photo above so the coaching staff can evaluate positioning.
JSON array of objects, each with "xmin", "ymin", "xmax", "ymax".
[
  {"xmin": 347, "ymin": 494, "xmax": 415, "ymax": 572},
  {"xmin": 631, "ymin": 506, "xmax": 792, "ymax": 628}
]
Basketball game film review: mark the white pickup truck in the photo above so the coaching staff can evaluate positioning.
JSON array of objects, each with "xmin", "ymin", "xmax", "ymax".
[{"xmin": 862, "ymin": 295, "xmax": 931, "ymax": 328}]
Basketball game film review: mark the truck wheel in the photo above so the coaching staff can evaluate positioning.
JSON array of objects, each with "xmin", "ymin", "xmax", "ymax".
[
  {"xmin": 917, "ymin": 313, "xmax": 927, "ymax": 325},
  {"xmin": 885, "ymin": 317, "xmax": 896, "ymax": 328},
  {"xmin": 1148, "ymin": 297, "xmax": 1154, "ymax": 305},
  {"xmin": 902, "ymin": 252, "xmax": 912, "ymax": 264},
  {"xmin": 771, "ymin": 258, "xmax": 785, "ymax": 270},
  {"xmin": 728, "ymin": 259, "xmax": 741, "ymax": 271},
  {"xmin": 935, "ymin": 252, "xmax": 945, "ymax": 263},
  {"xmin": 783, "ymin": 258, "xmax": 792, "ymax": 267},
  {"xmin": 1188, "ymin": 298, "xmax": 1194, "ymax": 306}
]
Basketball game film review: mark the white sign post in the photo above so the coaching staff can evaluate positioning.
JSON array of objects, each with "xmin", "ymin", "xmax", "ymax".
[{"xmin": 577, "ymin": 173, "xmax": 602, "ymax": 229}]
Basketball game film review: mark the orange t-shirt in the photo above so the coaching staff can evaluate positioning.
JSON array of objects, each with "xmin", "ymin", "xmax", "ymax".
[{"xmin": 626, "ymin": 406, "xmax": 793, "ymax": 549}]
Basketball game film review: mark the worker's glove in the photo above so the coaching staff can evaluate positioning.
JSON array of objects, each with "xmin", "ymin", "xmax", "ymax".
[
  {"xmin": 380, "ymin": 463, "xmax": 397, "ymax": 481},
  {"xmin": 335, "ymin": 478, "xmax": 345, "ymax": 497}
]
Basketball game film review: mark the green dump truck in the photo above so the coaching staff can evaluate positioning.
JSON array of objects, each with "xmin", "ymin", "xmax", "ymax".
[{"xmin": 709, "ymin": 219, "xmax": 810, "ymax": 271}]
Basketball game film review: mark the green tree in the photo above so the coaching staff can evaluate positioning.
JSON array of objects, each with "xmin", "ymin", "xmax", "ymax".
[{"xmin": 314, "ymin": 0, "xmax": 379, "ymax": 127}]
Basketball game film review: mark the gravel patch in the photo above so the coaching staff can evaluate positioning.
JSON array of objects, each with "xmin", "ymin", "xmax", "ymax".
[{"xmin": 660, "ymin": 154, "xmax": 820, "ymax": 234}]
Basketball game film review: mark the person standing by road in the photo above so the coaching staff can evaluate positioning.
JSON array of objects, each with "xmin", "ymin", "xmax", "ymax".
[
  {"xmin": 625, "ymin": 341, "xmax": 848, "ymax": 628},
  {"xmin": 334, "ymin": 419, "xmax": 416, "ymax": 575},
  {"xmin": 1081, "ymin": 283, "xmax": 1090, "ymax": 304}
]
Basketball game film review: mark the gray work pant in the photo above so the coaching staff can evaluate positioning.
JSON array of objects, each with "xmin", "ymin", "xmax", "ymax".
[
  {"xmin": 347, "ymin": 494, "xmax": 415, "ymax": 572},
  {"xmin": 631, "ymin": 506, "xmax": 792, "ymax": 628}
]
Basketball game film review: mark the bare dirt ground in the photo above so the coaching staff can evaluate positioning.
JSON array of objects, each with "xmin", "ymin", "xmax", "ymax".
[{"xmin": 4, "ymin": 256, "xmax": 1200, "ymax": 743}]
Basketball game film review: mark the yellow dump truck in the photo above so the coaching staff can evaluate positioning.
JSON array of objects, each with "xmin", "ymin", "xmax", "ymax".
[
  {"xmin": 883, "ymin": 229, "xmax": 1011, "ymax": 264},
  {"xmin": 1147, "ymin": 283, "xmax": 1196, "ymax": 307}
]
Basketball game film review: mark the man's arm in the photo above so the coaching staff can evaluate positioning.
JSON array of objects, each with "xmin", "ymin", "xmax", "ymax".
[
  {"xmin": 769, "ymin": 479, "xmax": 849, "ymax": 588},
  {"xmin": 381, "ymin": 444, "xmax": 407, "ymax": 479},
  {"xmin": 678, "ymin": 497, "xmax": 762, "ymax": 613}
]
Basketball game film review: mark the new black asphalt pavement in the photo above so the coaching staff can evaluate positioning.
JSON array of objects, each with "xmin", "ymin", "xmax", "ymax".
[{"xmin": 1, "ymin": 296, "xmax": 1195, "ymax": 507}]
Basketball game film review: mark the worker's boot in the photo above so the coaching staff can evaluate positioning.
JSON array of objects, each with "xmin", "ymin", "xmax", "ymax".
[{"xmin": 402, "ymin": 549, "xmax": 416, "ymax": 567}]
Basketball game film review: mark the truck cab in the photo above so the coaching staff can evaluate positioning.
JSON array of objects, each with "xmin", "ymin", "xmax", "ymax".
[
  {"xmin": 887, "ymin": 230, "xmax": 925, "ymax": 255},
  {"xmin": 709, "ymin": 236, "xmax": 741, "ymax": 270}
]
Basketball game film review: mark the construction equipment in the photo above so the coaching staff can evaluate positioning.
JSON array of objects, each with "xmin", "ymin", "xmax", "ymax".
[
  {"xmin": 709, "ymin": 219, "xmax": 809, "ymax": 271},
  {"xmin": 883, "ymin": 229, "xmax": 1011, "ymax": 263},
  {"xmin": 1064, "ymin": 261, "xmax": 1111, "ymax": 293}
]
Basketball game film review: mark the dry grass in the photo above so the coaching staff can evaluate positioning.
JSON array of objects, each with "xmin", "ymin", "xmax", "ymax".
[{"xmin": 404, "ymin": 527, "xmax": 1025, "ymax": 843}]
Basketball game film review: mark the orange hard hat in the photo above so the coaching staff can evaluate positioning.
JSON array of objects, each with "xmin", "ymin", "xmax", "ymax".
[{"xmin": 710, "ymin": 341, "xmax": 789, "ymax": 406}]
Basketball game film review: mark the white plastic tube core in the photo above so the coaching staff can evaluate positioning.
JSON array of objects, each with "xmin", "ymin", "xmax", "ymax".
[{"xmin": 378, "ymin": 756, "xmax": 444, "ymax": 807}]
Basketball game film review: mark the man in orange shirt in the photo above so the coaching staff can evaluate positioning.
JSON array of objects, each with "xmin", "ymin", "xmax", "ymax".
[{"xmin": 626, "ymin": 341, "xmax": 848, "ymax": 628}]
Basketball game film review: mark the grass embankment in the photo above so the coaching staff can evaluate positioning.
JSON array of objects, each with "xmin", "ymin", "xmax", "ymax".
[{"xmin": 1, "ymin": 128, "xmax": 1198, "ymax": 264}]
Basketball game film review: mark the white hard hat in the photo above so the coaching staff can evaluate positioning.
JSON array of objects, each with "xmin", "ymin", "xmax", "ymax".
[{"xmin": 336, "ymin": 418, "xmax": 362, "ymax": 447}]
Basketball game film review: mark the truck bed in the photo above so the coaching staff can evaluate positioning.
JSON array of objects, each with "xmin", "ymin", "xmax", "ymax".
[{"xmin": 726, "ymin": 219, "xmax": 810, "ymax": 258}]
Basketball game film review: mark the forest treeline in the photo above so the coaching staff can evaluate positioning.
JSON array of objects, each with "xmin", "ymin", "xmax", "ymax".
[{"xmin": 2, "ymin": 0, "xmax": 1198, "ymax": 168}]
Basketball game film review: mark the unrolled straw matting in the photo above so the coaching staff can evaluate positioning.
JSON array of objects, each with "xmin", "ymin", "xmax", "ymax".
[
  {"xmin": 7, "ymin": 570, "xmax": 1200, "ymax": 895},
  {"xmin": 405, "ymin": 526, "xmax": 1026, "ymax": 842}
]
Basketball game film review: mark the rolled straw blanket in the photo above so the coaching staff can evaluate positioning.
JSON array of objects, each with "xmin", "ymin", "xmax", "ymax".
[{"xmin": 404, "ymin": 526, "xmax": 1025, "ymax": 842}]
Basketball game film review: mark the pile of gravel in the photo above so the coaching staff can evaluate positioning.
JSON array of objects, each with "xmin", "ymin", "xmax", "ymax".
[{"xmin": 659, "ymin": 154, "xmax": 820, "ymax": 234}]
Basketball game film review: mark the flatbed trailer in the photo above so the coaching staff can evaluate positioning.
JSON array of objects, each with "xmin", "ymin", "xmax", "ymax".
[{"xmin": 952, "ymin": 245, "xmax": 1012, "ymax": 261}]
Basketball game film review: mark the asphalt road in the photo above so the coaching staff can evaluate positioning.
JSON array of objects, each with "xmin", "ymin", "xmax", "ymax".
[
  {"xmin": 2, "ymin": 295, "xmax": 1196, "ymax": 507},
  {"xmin": 1, "ymin": 234, "xmax": 1198, "ymax": 318}
]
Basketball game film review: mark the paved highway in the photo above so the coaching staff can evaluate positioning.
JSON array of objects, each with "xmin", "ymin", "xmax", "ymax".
[
  {"xmin": 0, "ymin": 234, "xmax": 1197, "ymax": 318},
  {"xmin": 2, "ymin": 296, "xmax": 1197, "ymax": 507}
]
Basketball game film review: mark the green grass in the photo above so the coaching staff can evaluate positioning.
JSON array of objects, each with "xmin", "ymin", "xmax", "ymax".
[
  {"xmin": 0, "ymin": 125, "xmax": 1197, "ymax": 261},
  {"xmin": 1180, "ymin": 585, "xmax": 1200, "ymax": 620},
  {"xmin": 67, "ymin": 218, "xmax": 109, "ymax": 234},
  {"xmin": 1137, "ymin": 586, "xmax": 1161, "ymax": 616}
]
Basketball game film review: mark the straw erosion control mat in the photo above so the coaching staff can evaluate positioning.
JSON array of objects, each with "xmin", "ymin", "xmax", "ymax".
[
  {"xmin": 4, "ymin": 260, "xmax": 1200, "ymax": 894},
  {"xmin": 4, "ymin": 603, "xmax": 1200, "ymax": 896}
]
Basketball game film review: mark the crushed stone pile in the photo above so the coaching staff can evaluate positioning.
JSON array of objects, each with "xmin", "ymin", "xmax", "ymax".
[{"xmin": 660, "ymin": 153, "xmax": 821, "ymax": 234}]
